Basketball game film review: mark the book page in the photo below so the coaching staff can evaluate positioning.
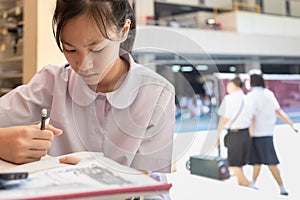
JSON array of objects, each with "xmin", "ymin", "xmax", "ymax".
[{"xmin": 0, "ymin": 152, "xmax": 171, "ymax": 200}]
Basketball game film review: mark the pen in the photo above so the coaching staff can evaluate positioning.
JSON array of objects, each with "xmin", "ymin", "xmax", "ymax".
[{"xmin": 40, "ymin": 108, "xmax": 47, "ymax": 130}]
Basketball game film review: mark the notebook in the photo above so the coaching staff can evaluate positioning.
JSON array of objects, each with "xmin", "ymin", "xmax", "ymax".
[{"xmin": 0, "ymin": 151, "xmax": 172, "ymax": 200}]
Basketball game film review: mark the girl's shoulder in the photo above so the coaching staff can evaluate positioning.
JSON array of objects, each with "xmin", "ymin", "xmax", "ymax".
[
  {"xmin": 26, "ymin": 63, "xmax": 72, "ymax": 88},
  {"xmin": 131, "ymin": 63, "xmax": 175, "ymax": 92},
  {"xmin": 123, "ymin": 53, "xmax": 174, "ymax": 91},
  {"xmin": 39, "ymin": 63, "xmax": 72, "ymax": 75},
  {"xmin": 34, "ymin": 63, "xmax": 73, "ymax": 80}
]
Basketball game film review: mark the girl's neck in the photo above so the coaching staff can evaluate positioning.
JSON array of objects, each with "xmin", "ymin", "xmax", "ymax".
[{"xmin": 95, "ymin": 57, "xmax": 129, "ymax": 93}]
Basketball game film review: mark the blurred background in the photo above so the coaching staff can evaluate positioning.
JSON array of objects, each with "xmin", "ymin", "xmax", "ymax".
[
  {"xmin": 0, "ymin": 0, "xmax": 299, "ymax": 133},
  {"xmin": 131, "ymin": 0, "xmax": 300, "ymax": 133}
]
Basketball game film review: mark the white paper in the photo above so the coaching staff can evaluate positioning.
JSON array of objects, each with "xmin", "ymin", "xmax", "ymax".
[{"xmin": 0, "ymin": 152, "xmax": 169, "ymax": 200}]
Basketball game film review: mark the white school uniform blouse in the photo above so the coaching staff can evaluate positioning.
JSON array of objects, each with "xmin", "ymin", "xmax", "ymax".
[
  {"xmin": 0, "ymin": 54, "xmax": 175, "ymax": 173},
  {"xmin": 218, "ymin": 90, "xmax": 252, "ymax": 130},
  {"xmin": 247, "ymin": 87, "xmax": 280, "ymax": 137}
]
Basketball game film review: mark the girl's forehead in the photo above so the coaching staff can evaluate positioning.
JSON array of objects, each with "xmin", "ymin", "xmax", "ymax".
[
  {"xmin": 64, "ymin": 14, "xmax": 100, "ymax": 32},
  {"xmin": 61, "ymin": 16, "xmax": 105, "ymax": 44},
  {"xmin": 61, "ymin": 13, "xmax": 118, "ymax": 42}
]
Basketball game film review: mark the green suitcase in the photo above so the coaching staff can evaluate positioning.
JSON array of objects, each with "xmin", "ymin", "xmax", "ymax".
[{"xmin": 188, "ymin": 155, "xmax": 230, "ymax": 180}]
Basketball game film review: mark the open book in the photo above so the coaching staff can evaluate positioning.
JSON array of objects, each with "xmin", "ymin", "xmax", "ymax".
[{"xmin": 0, "ymin": 152, "xmax": 172, "ymax": 200}]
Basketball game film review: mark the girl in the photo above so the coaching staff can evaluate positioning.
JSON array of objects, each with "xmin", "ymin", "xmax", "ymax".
[{"xmin": 0, "ymin": 0, "xmax": 175, "ymax": 177}]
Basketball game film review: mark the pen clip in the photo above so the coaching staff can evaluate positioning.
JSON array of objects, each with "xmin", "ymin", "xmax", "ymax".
[{"xmin": 40, "ymin": 108, "xmax": 47, "ymax": 130}]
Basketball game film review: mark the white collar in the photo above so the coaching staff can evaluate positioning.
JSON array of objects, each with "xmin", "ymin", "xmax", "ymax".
[
  {"xmin": 68, "ymin": 54, "xmax": 141, "ymax": 109},
  {"xmin": 252, "ymin": 87, "xmax": 264, "ymax": 91}
]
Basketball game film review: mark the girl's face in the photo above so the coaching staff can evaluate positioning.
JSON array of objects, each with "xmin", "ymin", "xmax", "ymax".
[{"xmin": 60, "ymin": 14, "xmax": 121, "ymax": 86}]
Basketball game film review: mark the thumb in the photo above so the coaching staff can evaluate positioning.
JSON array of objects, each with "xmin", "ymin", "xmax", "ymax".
[
  {"xmin": 46, "ymin": 124, "xmax": 63, "ymax": 135},
  {"xmin": 59, "ymin": 155, "xmax": 82, "ymax": 165}
]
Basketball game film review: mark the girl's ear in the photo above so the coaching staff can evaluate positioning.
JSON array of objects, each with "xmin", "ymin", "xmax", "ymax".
[{"xmin": 119, "ymin": 19, "xmax": 131, "ymax": 42}]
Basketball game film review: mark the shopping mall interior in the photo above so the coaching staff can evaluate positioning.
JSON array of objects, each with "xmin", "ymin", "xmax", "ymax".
[{"xmin": 131, "ymin": 0, "xmax": 300, "ymax": 133}]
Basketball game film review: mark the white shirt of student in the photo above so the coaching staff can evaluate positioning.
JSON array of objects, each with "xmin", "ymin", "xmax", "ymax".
[
  {"xmin": 218, "ymin": 90, "xmax": 252, "ymax": 130},
  {"xmin": 0, "ymin": 54, "xmax": 175, "ymax": 173},
  {"xmin": 247, "ymin": 87, "xmax": 280, "ymax": 137}
]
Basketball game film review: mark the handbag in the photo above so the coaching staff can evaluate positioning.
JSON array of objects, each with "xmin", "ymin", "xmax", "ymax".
[{"xmin": 224, "ymin": 98, "xmax": 244, "ymax": 147}]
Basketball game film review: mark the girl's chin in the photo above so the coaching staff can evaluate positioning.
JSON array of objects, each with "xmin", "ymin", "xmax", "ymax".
[
  {"xmin": 80, "ymin": 74, "xmax": 100, "ymax": 84},
  {"xmin": 83, "ymin": 78, "xmax": 100, "ymax": 87}
]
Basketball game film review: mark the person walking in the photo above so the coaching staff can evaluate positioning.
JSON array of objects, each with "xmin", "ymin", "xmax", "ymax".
[
  {"xmin": 247, "ymin": 73, "xmax": 298, "ymax": 196},
  {"xmin": 217, "ymin": 76, "xmax": 252, "ymax": 187}
]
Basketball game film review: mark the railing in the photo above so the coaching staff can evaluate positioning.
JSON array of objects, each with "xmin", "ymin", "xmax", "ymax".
[{"xmin": 214, "ymin": 2, "xmax": 261, "ymax": 15}]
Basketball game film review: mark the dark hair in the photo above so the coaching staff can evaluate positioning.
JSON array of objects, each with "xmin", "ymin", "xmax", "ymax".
[
  {"xmin": 230, "ymin": 76, "xmax": 243, "ymax": 88},
  {"xmin": 52, "ymin": 0, "xmax": 136, "ymax": 53},
  {"xmin": 250, "ymin": 74, "xmax": 265, "ymax": 88}
]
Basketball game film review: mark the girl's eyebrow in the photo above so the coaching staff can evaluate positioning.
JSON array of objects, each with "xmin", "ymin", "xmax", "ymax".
[
  {"xmin": 93, "ymin": 39, "xmax": 110, "ymax": 49},
  {"xmin": 61, "ymin": 40, "xmax": 103, "ymax": 48}
]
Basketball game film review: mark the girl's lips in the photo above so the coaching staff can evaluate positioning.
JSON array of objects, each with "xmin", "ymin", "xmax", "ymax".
[{"xmin": 79, "ymin": 72, "xmax": 97, "ymax": 78}]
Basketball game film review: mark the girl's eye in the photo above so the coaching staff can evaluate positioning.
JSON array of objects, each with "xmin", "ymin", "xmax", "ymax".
[
  {"xmin": 90, "ymin": 40, "xmax": 109, "ymax": 53},
  {"xmin": 63, "ymin": 49, "xmax": 76, "ymax": 54},
  {"xmin": 91, "ymin": 48, "xmax": 103, "ymax": 53}
]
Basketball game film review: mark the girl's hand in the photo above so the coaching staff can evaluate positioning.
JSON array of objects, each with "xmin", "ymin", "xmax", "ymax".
[{"xmin": 0, "ymin": 124, "xmax": 62, "ymax": 164}]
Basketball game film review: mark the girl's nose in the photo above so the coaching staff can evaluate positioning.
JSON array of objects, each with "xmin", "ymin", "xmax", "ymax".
[{"xmin": 77, "ymin": 52, "xmax": 93, "ymax": 71}]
